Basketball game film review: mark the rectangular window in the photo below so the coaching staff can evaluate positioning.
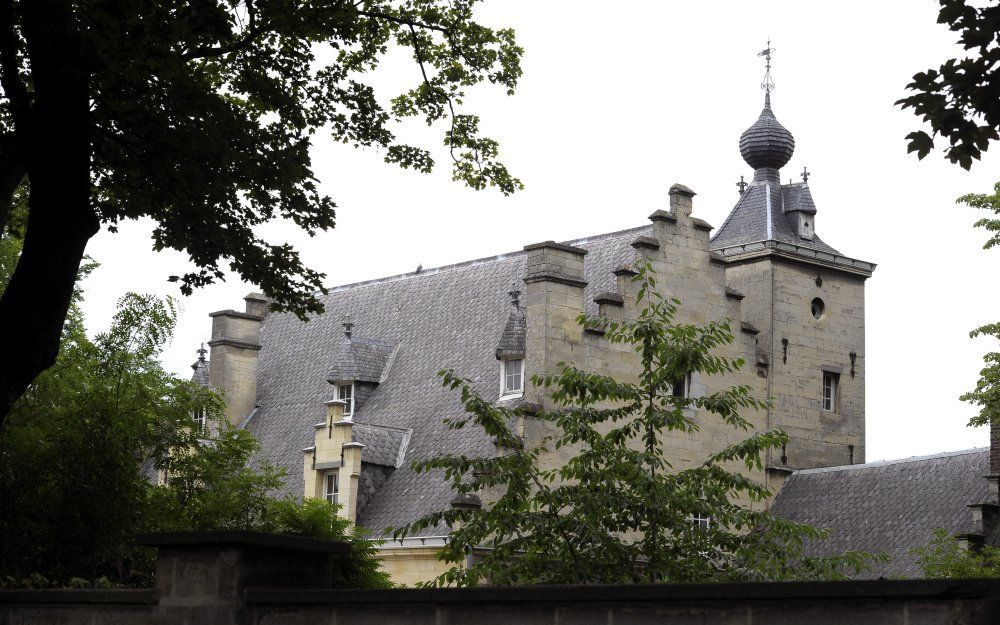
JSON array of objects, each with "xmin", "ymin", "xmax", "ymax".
[
  {"xmin": 193, "ymin": 407, "xmax": 205, "ymax": 431},
  {"xmin": 324, "ymin": 471, "xmax": 339, "ymax": 505},
  {"xmin": 503, "ymin": 359, "xmax": 524, "ymax": 395},
  {"xmin": 672, "ymin": 373, "xmax": 692, "ymax": 398},
  {"xmin": 822, "ymin": 372, "xmax": 839, "ymax": 412},
  {"xmin": 338, "ymin": 383, "xmax": 354, "ymax": 417},
  {"xmin": 689, "ymin": 512, "xmax": 711, "ymax": 531}
]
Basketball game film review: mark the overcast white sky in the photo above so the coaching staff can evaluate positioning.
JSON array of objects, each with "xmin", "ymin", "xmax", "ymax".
[{"xmin": 81, "ymin": 1, "xmax": 1000, "ymax": 463}]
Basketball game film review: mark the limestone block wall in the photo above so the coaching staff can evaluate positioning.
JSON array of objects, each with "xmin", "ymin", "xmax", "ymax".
[
  {"xmin": 769, "ymin": 260, "xmax": 866, "ymax": 469},
  {"xmin": 522, "ymin": 187, "xmax": 769, "ymax": 501},
  {"xmin": 376, "ymin": 546, "xmax": 459, "ymax": 587},
  {"xmin": 723, "ymin": 257, "xmax": 867, "ymax": 471}
]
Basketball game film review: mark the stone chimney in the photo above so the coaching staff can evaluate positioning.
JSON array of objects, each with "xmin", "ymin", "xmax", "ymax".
[
  {"xmin": 522, "ymin": 241, "xmax": 587, "ymax": 407},
  {"xmin": 208, "ymin": 292, "xmax": 267, "ymax": 425}
]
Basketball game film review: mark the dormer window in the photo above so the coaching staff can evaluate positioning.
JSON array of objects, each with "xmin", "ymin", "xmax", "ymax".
[
  {"xmin": 323, "ymin": 471, "xmax": 339, "ymax": 505},
  {"xmin": 192, "ymin": 407, "xmax": 206, "ymax": 432},
  {"xmin": 337, "ymin": 383, "xmax": 354, "ymax": 417},
  {"xmin": 502, "ymin": 359, "xmax": 524, "ymax": 397}
]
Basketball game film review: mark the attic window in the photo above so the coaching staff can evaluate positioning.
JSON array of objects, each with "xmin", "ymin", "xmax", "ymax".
[
  {"xmin": 502, "ymin": 359, "xmax": 524, "ymax": 397},
  {"xmin": 338, "ymin": 383, "xmax": 354, "ymax": 417}
]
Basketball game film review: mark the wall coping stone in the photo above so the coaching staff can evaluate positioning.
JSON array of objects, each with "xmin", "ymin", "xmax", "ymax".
[
  {"xmin": 692, "ymin": 217, "xmax": 714, "ymax": 231},
  {"xmin": 244, "ymin": 578, "xmax": 1000, "ymax": 606},
  {"xmin": 668, "ymin": 183, "xmax": 697, "ymax": 197},
  {"xmin": 523, "ymin": 272, "xmax": 588, "ymax": 288},
  {"xmin": 594, "ymin": 292, "xmax": 625, "ymax": 306},
  {"xmin": 523, "ymin": 240, "xmax": 588, "ymax": 256},
  {"xmin": 208, "ymin": 309, "xmax": 264, "ymax": 322},
  {"xmin": 632, "ymin": 236, "xmax": 660, "ymax": 251},
  {"xmin": 648, "ymin": 209, "xmax": 677, "ymax": 223},
  {"xmin": 0, "ymin": 589, "xmax": 156, "ymax": 605},
  {"xmin": 207, "ymin": 337, "xmax": 262, "ymax": 351},
  {"xmin": 135, "ymin": 530, "xmax": 350, "ymax": 555}
]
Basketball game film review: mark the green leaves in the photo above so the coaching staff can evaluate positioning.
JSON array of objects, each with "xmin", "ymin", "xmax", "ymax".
[
  {"xmin": 395, "ymin": 264, "xmax": 879, "ymax": 586},
  {"xmin": 898, "ymin": 1, "xmax": 1000, "ymax": 169},
  {"xmin": 3, "ymin": 0, "xmax": 523, "ymax": 319}
]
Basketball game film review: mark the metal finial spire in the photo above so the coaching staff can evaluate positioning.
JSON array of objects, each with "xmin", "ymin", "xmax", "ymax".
[
  {"xmin": 736, "ymin": 175, "xmax": 748, "ymax": 195},
  {"xmin": 801, "ymin": 166, "xmax": 810, "ymax": 183},
  {"xmin": 343, "ymin": 314, "xmax": 354, "ymax": 339},
  {"xmin": 508, "ymin": 284, "xmax": 521, "ymax": 310},
  {"xmin": 758, "ymin": 39, "xmax": 775, "ymax": 102},
  {"xmin": 196, "ymin": 342, "xmax": 207, "ymax": 362}
]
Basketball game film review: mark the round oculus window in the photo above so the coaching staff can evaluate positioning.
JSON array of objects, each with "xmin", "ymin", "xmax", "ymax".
[{"xmin": 810, "ymin": 297, "xmax": 825, "ymax": 320}]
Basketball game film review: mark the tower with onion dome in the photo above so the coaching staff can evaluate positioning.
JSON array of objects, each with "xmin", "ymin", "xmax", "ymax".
[{"xmin": 710, "ymin": 43, "xmax": 876, "ymax": 481}]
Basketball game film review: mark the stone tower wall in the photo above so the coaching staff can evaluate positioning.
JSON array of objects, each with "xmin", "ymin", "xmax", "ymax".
[{"xmin": 522, "ymin": 187, "xmax": 769, "ymax": 500}]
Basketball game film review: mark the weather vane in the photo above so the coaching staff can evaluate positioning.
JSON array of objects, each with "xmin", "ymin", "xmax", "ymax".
[{"xmin": 758, "ymin": 39, "xmax": 775, "ymax": 95}]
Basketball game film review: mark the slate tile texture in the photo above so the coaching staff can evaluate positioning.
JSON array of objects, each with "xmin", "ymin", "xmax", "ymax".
[
  {"xmin": 771, "ymin": 448, "xmax": 991, "ymax": 578},
  {"xmin": 244, "ymin": 226, "xmax": 648, "ymax": 537}
]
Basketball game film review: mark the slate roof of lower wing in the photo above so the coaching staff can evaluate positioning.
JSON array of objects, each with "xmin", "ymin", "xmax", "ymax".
[
  {"xmin": 245, "ymin": 224, "xmax": 647, "ymax": 537},
  {"xmin": 770, "ymin": 448, "xmax": 990, "ymax": 579},
  {"xmin": 709, "ymin": 180, "xmax": 839, "ymax": 255}
]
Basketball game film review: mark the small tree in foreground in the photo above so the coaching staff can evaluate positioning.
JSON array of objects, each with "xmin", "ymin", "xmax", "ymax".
[
  {"xmin": 395, "ymin": 265, "xmax": 881, "ymax": 586},
  {"xmin": 0, "ymin": 289, "xmax": 391, "ymax": 588},
  {"xmin": 915, "ymin": 528, "xmax": 1000, "ymax": 578}
]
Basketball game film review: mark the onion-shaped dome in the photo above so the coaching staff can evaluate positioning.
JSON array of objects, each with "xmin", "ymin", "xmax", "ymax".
[{"xmin": 739, "ymin": 95, "xmax": 795, "ymax": 170}]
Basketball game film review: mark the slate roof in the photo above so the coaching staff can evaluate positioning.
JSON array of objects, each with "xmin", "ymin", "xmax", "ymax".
[
  {"xmin": 191, "ymin": 356, "xmax": 210, "ymax": 387},
  {"xmin": 244, "ymin": 225, "xmax": 647, "ymax": 536},
  {"xmin": 770, "ymin": 448, "xmax": 991, "ymax": 579},
  {"xmin": 352, "ymin": 423, "xmax": 411, "ymax": 468},
  {"xmin": 328, "ymin": 336, "xmax": 395, "ymax": 384},
  {"xmin": 709, "ymin": 179, "xmax": 840, "ymax": 256},
  {"xmin": 495, "ymin": 299, "xmax": 526, "ymax": 359}
]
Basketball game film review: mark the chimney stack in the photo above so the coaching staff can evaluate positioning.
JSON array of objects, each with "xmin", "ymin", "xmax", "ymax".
[{"xmin": 208, "ymin": 292, "xmax": 267, "ymax": 425}]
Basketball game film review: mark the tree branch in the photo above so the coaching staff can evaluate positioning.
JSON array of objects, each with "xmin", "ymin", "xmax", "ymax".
[
  {"xmin": 0, "ymin": 0, "xmax": 31, "ymax": 122},
  {"xmin": 0, "ymin": 132, "xmax": 25, "ymax": 239},
  {"xmin": 358, "ymin": 9, "xmax": 451, "ymax": 34},
  {"xmin": 180, "ymin": 0, "xmax": 260, "ymax": 61}
]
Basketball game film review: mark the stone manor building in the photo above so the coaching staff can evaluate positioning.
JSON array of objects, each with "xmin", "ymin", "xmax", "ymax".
[{"xmin": 195, "ymin": 92, "xmax": 988, "ymax": 583}]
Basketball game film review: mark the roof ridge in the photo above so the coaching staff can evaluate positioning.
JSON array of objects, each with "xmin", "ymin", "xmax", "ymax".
[
  {"xmin": 322, "ymin": 224, "xmax": 651, "ymax": 294},
  {"xmin": 792, "ymin": 447, "xmax": 988, "ymax": 475},
  {"xmin": 352, "ymin": 420, "xmax": 414, "ymax": 434}
]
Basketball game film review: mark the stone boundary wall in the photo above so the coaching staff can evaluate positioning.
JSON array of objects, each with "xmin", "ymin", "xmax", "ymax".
[
  {"xmin": 246, "ymin": 579, "xmax": 1000, "ymax": 625},
  {"xmin": 4, "ymin": 579, "xmax": 1000, "ymax": 625},
  {"xmin": 3, "ymin": 532, "xmax": 1000, "ymax": 624}
]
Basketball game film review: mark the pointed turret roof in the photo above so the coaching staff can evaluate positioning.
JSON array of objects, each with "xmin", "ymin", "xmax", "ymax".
[
  {"xmin": 495, "ymin": 289, "xmax": 526, "ymax": 359},
  {"xmin": 190, "ymin": 343, "xmax": 210, "ymax": 387}
]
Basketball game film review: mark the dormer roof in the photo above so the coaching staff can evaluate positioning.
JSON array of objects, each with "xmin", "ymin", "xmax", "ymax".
[
  {"xmin": 190, "ymin": 344, "xmax": 210, "ymax": 387},
  {"xmin": 495, "ymin": 291, "xmax": 526, "ymax": 359},
  {"xmin": 327, "ymin": 336, "xmax": 395, "ymax": 384}
]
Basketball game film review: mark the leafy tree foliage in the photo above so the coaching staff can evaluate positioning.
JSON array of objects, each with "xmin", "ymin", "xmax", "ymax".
[
  {"xmin": 957, "ymin": 183, "xmax": 1000, "ymax": 428},
  {"xmin": 915, "ymin": 528, "xmax": 1000, "ymax": 578},
  {"xmin": 395, "ymin": 265, "xmax": 881, "ymax": 586},
  {"xmin": 0, "ymin": 0, "xmax": 522, "ymax": 422},
  {"xmin": 899, "ymin": 0, "xmax": 1000, "ymax": 168},
  {"xmin": 0, "ymin": 288, "xmax": 389, "ymax": 588}
]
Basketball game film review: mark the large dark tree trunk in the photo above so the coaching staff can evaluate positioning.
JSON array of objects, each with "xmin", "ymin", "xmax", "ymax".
[{"xmin": 0, "ymin": 1, "xmax": 98, "ymax": 424}]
